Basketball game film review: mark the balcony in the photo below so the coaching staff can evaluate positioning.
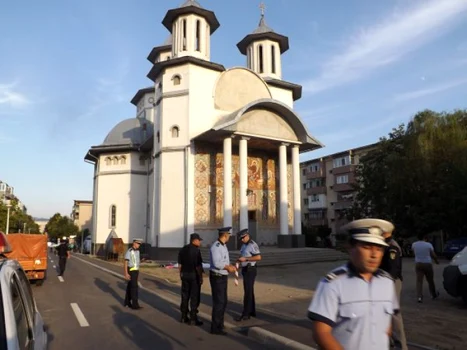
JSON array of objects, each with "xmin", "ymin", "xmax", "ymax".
[
  {"xmin": 307, "ymin": 168, "xmax": 325, "ymax": 179},
  {"xmin": 332, "ymin": 164, "xmax": 356, "ymax": 175},
  {"xmin": 309, "ymin": 218, "xmax": 328, "ymax": 226},
  {"xmin": 333, "ymin": 200, "xmax": 353, "ymax": 210},
  {"xmin": 307, "ymin": 186, "xmax": 326, "ymax": 195},
  {"xmin": 308, "ymin": 201, "xmax": 327, "ymax": 210},
  {"xmin": 333, "ymin": 183, "xmax": 354, "ymax": 192}
]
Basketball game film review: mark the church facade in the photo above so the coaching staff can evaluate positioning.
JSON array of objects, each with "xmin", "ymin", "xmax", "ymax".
[{"xmin": 85, "ymin": 1, "xmax": 323, "ymax": 253}]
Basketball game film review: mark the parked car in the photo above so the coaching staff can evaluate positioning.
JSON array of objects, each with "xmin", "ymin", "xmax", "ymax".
[
  {"xmin": 443, "ymin": 246, "xmax": 467, "ymax": 304},
  {"xmin": 443, "ymin": 237, "xmax": 467, "ymax": 259},
  {"xmin": 0, "ymin": 232, "xmax": 48, "ymax": 349}
]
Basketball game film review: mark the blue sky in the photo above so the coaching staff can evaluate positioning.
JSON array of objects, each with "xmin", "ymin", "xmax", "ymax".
[{"xmin": 1, "ymin": 0, "xmax": 466, "ymax": 219}]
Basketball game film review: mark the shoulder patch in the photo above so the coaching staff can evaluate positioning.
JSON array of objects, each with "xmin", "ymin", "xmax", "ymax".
[
  {"xmin": 324, "ymin": 268, "xmax": 347, "ymax": 282},
  {"xmin": 215, "ymin": 242, "xmax": 220, "ymax": 247}
]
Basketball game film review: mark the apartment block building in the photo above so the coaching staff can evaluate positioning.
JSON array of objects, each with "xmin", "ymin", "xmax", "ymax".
[
  {"xmin": 300, "ymin": 143, "xmax": 377, "ymax": 235},
  {"xmin": 71, "ymin": 200, "xmax": 93, "ymax": 232},
  {"xmin": 0, "ymin": 181, "xmax": 14, "ymax": 200}
]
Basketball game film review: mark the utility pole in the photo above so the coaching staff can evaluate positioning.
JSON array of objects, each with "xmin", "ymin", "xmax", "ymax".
[{"xmin": 5, "ymin": 201, "xmax": 11, "ymax": 235}]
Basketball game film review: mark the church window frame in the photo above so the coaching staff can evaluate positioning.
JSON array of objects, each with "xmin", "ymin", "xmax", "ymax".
[
  {"xmin": 258, "ymin": 45, "xmax": 264, "ymax": 73},
  {"xmin": 182, "ymin": 19, "xmax": 187, "ymax": 51},
  {"xmin": 109, "ymin": 205, "xmax": 117, "ymax": 228},
  {"xmin": 105, "ymin": 157, "xmax": 112, "ymax": 166},
  {"xmin": 271, "ymin": 45, "xmax": 276, "ymax": 74},
  {"xmin": 112, "ymin": 156, "xmax": 119, "ymax": 165},
  {"xmin": 170, "ymin": 125, "xmax": 180, "ymax": 138},
  {"xmin": 195, "ymin": 20, "xmax": 201, "ymax": 52},
  {"xmin": 172, "ymin": 74, "xmax": 182, "ymax": 86},
  {"xmin": 120, "ymin": 156, "xmax": 126, "ymax": 165}
]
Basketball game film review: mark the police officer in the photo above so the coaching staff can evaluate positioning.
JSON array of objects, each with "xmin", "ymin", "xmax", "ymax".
[
  {"xmin": 235, "ymin": 228, "xmax": 261, "ymax": 322},
  {"xmin": 308, "ymin": 219, "xmax": 399, "ymax": 350},
  {"xmin": 209, "ymin": 226, "xmax": 237, "ymax": 335},
  {"xmin": 378, "ymin": 220, "xmax": 408, "ymax": 350},
  {"xmin": 124, "ymin": 238, "xmax": 143, "ymax": 310},
  {"xmin": 178, "ymin": 233, "xmax": 204, "ymax": 326},
  {"xmin": 57, "ymin": 238, "xmax": 71, "ymax": 276}
]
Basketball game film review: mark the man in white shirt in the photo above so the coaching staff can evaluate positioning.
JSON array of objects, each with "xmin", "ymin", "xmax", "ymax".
[{"xmin": 411, "ymin": 235, "xmax": 440, "ymax": 303}]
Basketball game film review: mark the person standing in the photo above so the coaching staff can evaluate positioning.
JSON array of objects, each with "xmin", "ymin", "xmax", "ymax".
[
  {"xmin": 124, "ymin": 238, "xmax": 143, "ymax": 310},
  {"xmin": 57, "ymin": 239, "xmax": 71, "ymax": 276},
  {"xmin": 178, "ymin": 233, "xmax": 204, "ymax": 326},
  {"xmin": 308, "ymin": 219, "xmax": 399, "ymax": 350},
  {"xmin": 235, "ymin": 228, "xmax": 261, "ymax": 322},
  {"xmin": 209, "ymin": 226, "xmax": 237, "ymax": 335},
  {"xmin": 411, "ymin": 234, "xmax": 440, "ymax": 303}
]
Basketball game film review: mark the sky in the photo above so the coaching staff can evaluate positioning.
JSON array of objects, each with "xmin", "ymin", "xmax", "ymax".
[{"xmin": 1, "ymin": 0, "xmax": 466, "ymax": 219}]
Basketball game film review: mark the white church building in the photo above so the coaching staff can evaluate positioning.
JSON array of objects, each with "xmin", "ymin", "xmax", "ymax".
[{"xmin": 85, "ymin": 1, "xmax": 323, "ymax": 256}]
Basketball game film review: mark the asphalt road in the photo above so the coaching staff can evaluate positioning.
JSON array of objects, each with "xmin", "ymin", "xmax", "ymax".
[{"xmin": 33, "ymin": 253, "xmax": 264, "ymax": 350}]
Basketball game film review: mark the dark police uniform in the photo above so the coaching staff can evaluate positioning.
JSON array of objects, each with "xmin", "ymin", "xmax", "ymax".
[
  {"xmin": 209, "ymin": 227, "xmax": 232, "ymax": 335},
  {"xmin": 237, "ymin": 229, "xmax": 261, "ymax": 320},
  {"xmin": 178, "ymin": 233, "xmax": 204, "ymax": 325},
  {"xmin": 124, "ymin": 239, "xmax": 142, "ymax": 310},
  {"xmin": 56, "ymin": 240, "xmax": 70, "ymax": 276}
]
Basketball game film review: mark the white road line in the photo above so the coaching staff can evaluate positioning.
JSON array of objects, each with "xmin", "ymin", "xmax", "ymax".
[
  {"xmin": 70, "ymin": 303, "xmax": 89, "ymax": 327},
  {"xmin": 58, "ymin": 276, "xmax": 64, "ymax": 282},
  {"xmin": 52, "ymin": 265, "xmax": 56, "ymax": 269},
  {"xmin": 50, "ymin": 260, "xmax": 54, "ymax": 263}
]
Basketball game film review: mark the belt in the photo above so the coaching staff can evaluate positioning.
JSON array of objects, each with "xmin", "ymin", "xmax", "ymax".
[
  {"xmin": 129, "ymin": 267, "xmax": 139, "ymax": 271},
  {"xmin": 210, "ymin": 271, "xmax": 227, "ymax": 277},
  {"xmin": 242, "ymin": 264, "xmax": 257, "ymax": 269}
]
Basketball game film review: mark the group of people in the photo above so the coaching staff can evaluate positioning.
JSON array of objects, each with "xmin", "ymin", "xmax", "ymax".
[{"xmin": 122, "ymin": 219, "xmax": 442, "ymax": 348}]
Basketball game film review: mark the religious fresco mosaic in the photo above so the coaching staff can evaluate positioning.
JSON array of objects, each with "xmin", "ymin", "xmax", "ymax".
[{"xmin": 194, "ymin": 141, "xmax": 293, "ymax": 229}]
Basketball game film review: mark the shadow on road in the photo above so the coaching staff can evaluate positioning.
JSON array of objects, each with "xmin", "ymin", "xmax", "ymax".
[
  {"xmin": 110, "ymin": 305, "xmax": 181, "ymax": 350},
  {"xmin": 94, "ymin": 278, "xmax": 125, "ymax": 305},
  {"xmin": 43, "ymin": 325, "xmax": 55, "ymax": 350}
]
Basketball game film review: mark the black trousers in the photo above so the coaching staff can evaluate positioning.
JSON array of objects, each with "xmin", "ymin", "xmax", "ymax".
[
  {"xmin": 241, "ymin": 266, "xmax": 257, "ymax": 316},
  {"xmin": 124, "ymin": 269, "xmax": 140, "ymax": 307},
  {"xmin": 209, "ymin": 272, "xmax": 228, "ymax": 332},
  {"xmin": 58, "ymin": 257, "xmax": 67, "ymax": 276},
  {"xmin": 180, "ymin": 272, "xmax": 201, "ymax": 318}
]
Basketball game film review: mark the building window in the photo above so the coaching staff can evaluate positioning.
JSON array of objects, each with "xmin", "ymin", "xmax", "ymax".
[
  {"xmin": 333, "ymin": 156, "xmax": 351, "ymax": 168},
  {"xmin": 271, "ymin": 45, "xmax": 276, "ymax": 73},
  {"xmin": 120, "ymin": 156, "xmax": 126, "ymax": 165},
  {"xmin": 311, "ymin": 194, "xmax": 319, "ymax": 202},
  {"xmin": 195, "ymin": 20, "xmax": 201, "ymax": 51},
  {"xmin": 105, "ymin": 157, "xmax": 112, "ymax": 166},
  {"xmin": 172, "ymin": 74, "xmax": 181, "ymax": 85},
  {"xmin": 336, "ymin": 175, "xmax": 349, "ymax": 184},
  {"xmin": 304, "ymin": 198, "xmax": 309, "ymax": 205},
  {"xmin": 258, "ymin": 45, "xmax": 264, "ymax": 73},
  {"xmin": 182, "ymin": 19, "xmax": 187, "ymax": 50},
  {"xmin": 171, "ymin": 125, "xmax": 180, "ymax": 138},
  {"xmin": 157, "ymin": 131, "xmax": 160, "ymax": 143},
  {"xmin": 110, "ymin": 205, "xmax": 117, "ymax": 228}
]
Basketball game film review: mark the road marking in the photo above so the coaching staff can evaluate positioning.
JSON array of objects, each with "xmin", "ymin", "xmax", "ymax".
[
  {"xmin": 53, "ymin": 265, "xmax": 56, "ymax": 269},
  {"xmin": 70, "ymin": 303, "xmax": 89, "ymax": 327},
  {"xmin": 58, "ymin": 276, "xmax": 64, "ymax": 282},
  {"xmin": 50, "ymin": 260, "xmax": 54, "ymax": 263}
]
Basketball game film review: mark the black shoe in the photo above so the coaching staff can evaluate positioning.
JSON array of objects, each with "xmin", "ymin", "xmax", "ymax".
[
  {"xmin": 235, "ymin": 315, "xmax": 250, "ymax": 322},
  {"xmin": 123, "ymin": 302, "xmax": 132, "ymax": 308},
  {"xmin": 180, "ymin": 314, "xmax": 190, "ymax": 324},
  {"xmin": 189, "ymin": 318, "xmax": 203, "ymax": 326},
  {"xmin": 211, "ymin": 330, "xmax": 227, "ymax": 335},
  {"xmin": 131, "ymin": 306, "xmax": 143, "ymax": 310},
  {"xmin": 432, "ymin": 291, "xmax": 440, "ymax": 300},
  {"xmin": 249, "ymin": 312, "xmax": 256, "ymax": 317},
  {"xmin": 417, "ymin": 297, "xmax": 423, "ymax": 303}
]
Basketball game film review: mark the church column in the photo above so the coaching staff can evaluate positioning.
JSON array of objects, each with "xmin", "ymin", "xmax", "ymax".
[
  {"xmin": 292, "ymin": 145, "xmax": 301, "ymax": 235},
  {"xmin": 279, "ymin": 143, "xmax": 289, "ymax": 235},
  {"xmin": 223, "ymin": 137, "xmax": 233, "ymax": 228},
  {"xmin": 239, "ymin": 137, "xmax": 249, "ymax": 230}
]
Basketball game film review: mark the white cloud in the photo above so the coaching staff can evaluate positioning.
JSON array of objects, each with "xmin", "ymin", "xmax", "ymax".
[
  {"xmin": 303, "ymin": 0, "xmax": 467, "ymax": 94},
  {"xmin": 393, "ymin": 78, "xmax": 467, "ymax": 102},
  {"xmin": 0, "ymin": 83, "xmax": 30, "ymax": 108}
]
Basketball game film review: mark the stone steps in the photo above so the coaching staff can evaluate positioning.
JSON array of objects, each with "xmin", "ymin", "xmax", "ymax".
[{"xmin": 200, "ymin": 247, "xmax": 348, "ymax": 267}]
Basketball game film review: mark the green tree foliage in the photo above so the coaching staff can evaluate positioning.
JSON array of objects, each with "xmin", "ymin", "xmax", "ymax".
[
  {"xmin": 0, "ymin": 198, "xmax": 40, "ymax": 233},
  {"xmin": 349, "ymin": 109, "xmax": 467, "ymax": 238},
  {"xmin": 45, "ymin": 213, "xmax": 79, "ymax": 240}
]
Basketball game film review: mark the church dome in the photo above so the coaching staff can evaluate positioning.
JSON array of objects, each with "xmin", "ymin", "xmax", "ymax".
[{"xmin": 103, "ymin": 118, "xmax": 153, "ymax": 146}]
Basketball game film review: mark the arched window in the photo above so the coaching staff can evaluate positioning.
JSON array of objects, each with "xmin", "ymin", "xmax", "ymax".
[
  {"xmin": 112, "ymin": 156, "xmax": 118, "ymax": 165},
  {"xmin": 172, "ymin": 74, "xmax": 181, "ymax": 86},
  {"xmin": 271, "ymin": 45, "xmax": 276, "ymax": 74},
  {"xmin": 105, "ymin": 157, "xmax": 112, "ymax": 166},
  {"xmin": 182, "ymin": 19, "xmax": 187, "ymax": 51},
  {"xmin": 120, "ymin": 156, "xmax": 126, "ymax": 165},
  {"xmin": 110, "ymin": 205, "xmax": 117, "ymax": 228},
  {"xmin": 258, "ymin": 45, "xmax": 264, "ymax": 73},
  {"xmin": 195, "ymin": 20, "xmax": 201, "ymax": 51},
  {"xmin": 157, "ymin": 131, "xmax": 160, "ymax": 143},
  {"xmin": 171, "ymin": 126, "xmax": 180, "ymax": 138}
]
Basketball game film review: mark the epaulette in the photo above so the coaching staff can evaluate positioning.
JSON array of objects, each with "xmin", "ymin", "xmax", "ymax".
[
  {"xmin": 377, "ymin": 269, "xmax": 394, "ymax": 280},
  {"xmin": 215, "ymin": 242, "xmax": 220, "ymax": 247},
  {"xmin": 324, "ymin": 268, "xmax": 347, "ymax": 282}
]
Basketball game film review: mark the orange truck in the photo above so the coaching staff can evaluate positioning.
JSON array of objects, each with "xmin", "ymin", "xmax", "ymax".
[{"xmin": 4, "ymin": 233, "xmax": 48, "ymax": 286}]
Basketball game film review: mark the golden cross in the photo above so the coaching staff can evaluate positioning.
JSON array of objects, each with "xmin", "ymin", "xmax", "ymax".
[{"xmin": 259, "ymin": 2, "xmax": 266, "ymax": 16}]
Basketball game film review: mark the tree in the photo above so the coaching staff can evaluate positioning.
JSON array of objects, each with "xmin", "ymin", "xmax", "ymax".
[
  {"xmin": 0, "ymin": 198, "xmax": 40, "ymax": 234},
  {"xmin": 45, "ymin": 213, "xmax": 79, "ymax": 241},
  {"xmin": 350, "ymin": 109, "xmax": 467, "ymax": 239}
]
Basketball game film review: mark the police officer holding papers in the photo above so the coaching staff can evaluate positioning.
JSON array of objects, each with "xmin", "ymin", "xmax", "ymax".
[{"xmin": 308, "ymin": 219, "xmax": 399, "ymax": 350}]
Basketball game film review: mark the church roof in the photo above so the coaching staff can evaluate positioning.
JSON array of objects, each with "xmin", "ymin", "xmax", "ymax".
[
  {"xmin": 147, "ymin": 35, "xmax": 172, "ymax": 64},
  {"xmin": 237, "ymin": 14, "xmax": 289, "ymax": 55},
  {"xmin": 162, "ymin": 1, "xmax": 220, "ymax": 34},
  {"xmin": 131, "ymin": 87, "xmax": 154, "ymax": 106},
  {"xmin": 103, "ymin": 118, "xmax": 154, "ymax": 146}
]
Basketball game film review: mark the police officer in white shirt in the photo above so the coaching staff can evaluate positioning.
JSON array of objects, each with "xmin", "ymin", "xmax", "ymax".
[
  {"xmin": 308, "ymin": 219, "xmax": 399, "ymax": 350},
  {"xmin": 411, "ymin": 234, "xmax": 440, "ymax": 303}
]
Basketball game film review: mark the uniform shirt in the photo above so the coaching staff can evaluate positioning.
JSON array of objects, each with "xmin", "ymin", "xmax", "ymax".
[
  {"xmin": 239, "ymin": 240, "xmax": 261, "ymax": 267},
  {"xmin": 308, "ymin": 263, "xmax": 399, "ymax": 350},
  {"xmin": 380, "ymin": 238, "xmax": 403, "ymax": 280},
  {"xmin": 209, "ymin": 240, "xmax": 230, "ymax": 275},
  {"xmin": 178, "ymin": 244, "xmax": 203, "ymax": 274},
  {"xmin": 411, "ymin": 241, "xmax": 434, "ymax": 263},
  {"xmin": 124, "ymin": 248, "xmax": 140, "ymax": 270},
  {"xmin": 57, "ymin": 243, "xmax": 70, "ymax": 258}
]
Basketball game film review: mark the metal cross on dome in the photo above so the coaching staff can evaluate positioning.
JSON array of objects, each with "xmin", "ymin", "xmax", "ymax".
[{"xmin": 259, "ymin": 2, "xmax": 266, "ymax": 16}]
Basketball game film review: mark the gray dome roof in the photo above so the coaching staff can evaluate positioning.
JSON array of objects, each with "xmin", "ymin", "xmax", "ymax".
[
  {"xmin": 252, "ymin": 15, "xmax": 273, "ymax": 34},
  {"xmin": 180, "ymin": 0, "xmax": 202, "ymax": 8},
  {"xmin": 103, "ymin": 118, "xmax": 154, "ymax": 146}
]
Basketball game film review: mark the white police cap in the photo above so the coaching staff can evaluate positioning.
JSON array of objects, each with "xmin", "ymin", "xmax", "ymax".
[{"xmin": 340, "ymin": 218, "xmax": 393, "ymax": 247}]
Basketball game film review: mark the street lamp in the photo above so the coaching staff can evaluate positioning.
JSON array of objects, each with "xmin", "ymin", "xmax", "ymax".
[{"xmin": 4, "ymin": 200, "xmax": 11, "ymax": 235}]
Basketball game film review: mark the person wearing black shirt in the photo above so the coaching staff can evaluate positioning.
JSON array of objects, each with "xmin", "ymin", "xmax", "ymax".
[
  {"xmin": 380, "ymin": 222, "xmax": 408, "ymax": 350},
  {"xmin": 178, "ymin": 233, "xmax": 204, "ymax": 326},
  {"xmin": 56, "ymin": 239, "xmax": 71, "ymax": 276}
]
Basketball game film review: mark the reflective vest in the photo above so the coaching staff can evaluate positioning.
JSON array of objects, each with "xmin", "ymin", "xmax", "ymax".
[{"xmin": 129, "ymin": 249, "xmax": 139, "ymax": 271}]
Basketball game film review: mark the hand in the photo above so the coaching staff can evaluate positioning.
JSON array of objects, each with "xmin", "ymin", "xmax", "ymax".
[
  {"xmin": 237, "ymin": 257, "xmax": 247, "ymax": 262},
  {"xmin": 227, "ymin": 265, "xmax": 237, "ymax": 273},
  {"xmin": 125, "ymin": 273, "xmax": 131, "ymax": 280}
]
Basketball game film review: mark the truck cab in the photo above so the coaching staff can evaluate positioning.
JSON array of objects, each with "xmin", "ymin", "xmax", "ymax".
[{"xmin": 443, "ymin": 246, "xmax": 467, "ymax": 304}]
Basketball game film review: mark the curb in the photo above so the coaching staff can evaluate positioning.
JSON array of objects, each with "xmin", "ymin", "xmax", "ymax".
[{"xmin": 73, "ymin": 255, "xmax": 315, "ymax": 350}]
